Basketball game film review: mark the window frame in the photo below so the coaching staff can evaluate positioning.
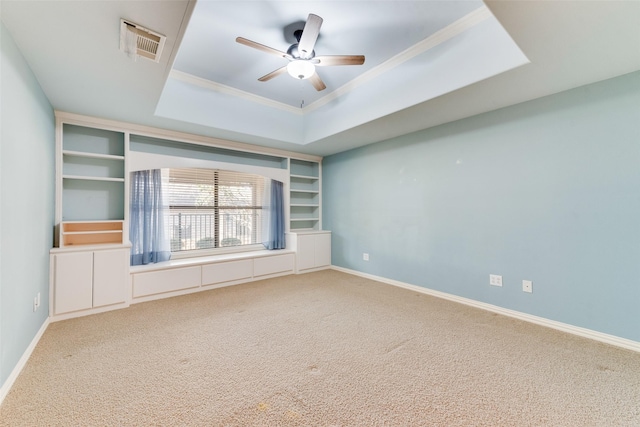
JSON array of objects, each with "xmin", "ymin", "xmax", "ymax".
[{"xmin": 165, "ymin": 168, "xmax": 266, "ymax": 258}]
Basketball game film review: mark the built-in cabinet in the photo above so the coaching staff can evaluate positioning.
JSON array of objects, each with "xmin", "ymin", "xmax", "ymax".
[
  {"xmin": 290, "ymin": 159, "xmax": 321, "ymax": 231},
  {"xmin": 289, "ymin": 231, "xmax": 331, "ymax": 273},
  {"xmin": 131, "ymin": 251, "xmax": 296, "ymax": 301},
  {"xmin": 50, "ymin": 246, "xmax": 129, "ymax": 316},
  {"xmin": 50, "ymin": 111, "xmax": 331, "ymax": 321},
  {"xmin": 51, "ymin": 115, "xmax": 130, "ymax": 320}
]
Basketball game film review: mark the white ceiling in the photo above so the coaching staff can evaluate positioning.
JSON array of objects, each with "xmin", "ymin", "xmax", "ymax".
[{"xmin": 1, "ymin": 1, "xmax": 639, "ymax": 157}]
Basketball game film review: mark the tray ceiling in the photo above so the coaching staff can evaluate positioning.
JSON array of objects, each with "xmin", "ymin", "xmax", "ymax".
[{"xmin": 1, "ymin": 1, "xmax": 639, "ymax": 156}]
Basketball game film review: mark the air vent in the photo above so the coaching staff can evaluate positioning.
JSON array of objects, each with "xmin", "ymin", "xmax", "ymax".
[{"xmin": 120, "ymin": 19, "xmax": 166, "ymax": 62}]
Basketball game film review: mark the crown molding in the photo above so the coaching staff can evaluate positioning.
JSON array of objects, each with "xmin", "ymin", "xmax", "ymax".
[
  {"xmin": 304, "ymin": 5, "xmax": 493, "ymax": 113},
  {"xmin": 168, "ymin": 6, "xmax": 491, "ymax": 116},
  {"xmin": 169, "ymin": 70, "xmax": 304, "ymax": 115}
]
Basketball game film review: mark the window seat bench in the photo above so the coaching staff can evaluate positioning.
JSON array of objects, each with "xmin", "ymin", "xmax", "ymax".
[{"xmin": 129, "ymin": 249, "xmax": 296, "ymax": 303}]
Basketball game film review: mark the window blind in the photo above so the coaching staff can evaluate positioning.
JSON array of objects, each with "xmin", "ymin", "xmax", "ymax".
[{"xmin": 165, "ymin": 168, "xmax": 265, "ymax": 252}]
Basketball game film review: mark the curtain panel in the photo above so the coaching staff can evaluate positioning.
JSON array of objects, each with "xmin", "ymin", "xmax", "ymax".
[
  {"xmin": 262, "ymin": 179, "xmax": 286, "ymax": 250},
  {"xmin": 130, "ymin": 169, "xmax": 171, "ymax": 265}
]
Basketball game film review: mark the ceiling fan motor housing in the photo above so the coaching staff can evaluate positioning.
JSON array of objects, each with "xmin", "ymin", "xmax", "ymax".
[{"xmin": 287, "ymin": 43, "xmax": 315, "ymax": 60}]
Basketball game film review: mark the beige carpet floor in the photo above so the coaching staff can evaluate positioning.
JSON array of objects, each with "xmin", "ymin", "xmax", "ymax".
[{"xmin": 1, "ymin": 270, "xmax": 639, "ymax": 426}]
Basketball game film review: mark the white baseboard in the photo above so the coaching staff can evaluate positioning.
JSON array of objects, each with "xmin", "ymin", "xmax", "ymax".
[
  {"xmin": 0, "ymin": 317, "xmax": 50, "ymax": 406},
  {"xmin": 332, "ymin": 266, "xmax": 640, "ymax": 353}
]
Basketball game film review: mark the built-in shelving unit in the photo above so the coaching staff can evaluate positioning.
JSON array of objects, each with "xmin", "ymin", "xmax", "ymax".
[
  {"xmin": 52, "ymin": 118, "xmax": 131, "ymax": 321},
  {"xmin": 289, "ymin": 159, "xmax": 320, "ymax": 231},
  {"xmin": 59, "ymin": 124, "xmax": 126, "ymax": 223},
  {"xmin": 51, "ymin": 111, "xmax": 328, "ymax": 321}
]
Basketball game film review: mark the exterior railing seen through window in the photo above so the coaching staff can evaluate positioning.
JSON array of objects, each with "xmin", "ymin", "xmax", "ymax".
[{"xmin": 168, "ymin": 207, "xmax": 261, "ymax": 252}]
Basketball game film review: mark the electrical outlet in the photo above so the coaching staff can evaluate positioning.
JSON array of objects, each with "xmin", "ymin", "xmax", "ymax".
[
  {"xmin": 522, "ymin": 280, "xmax": 533, "ymax": 293},
  {"xmin": 363, "ymin": 253, "xmax": 369, "ymax": 261},
  {"xmin": 33, "ymin": 296, "xmax": 38, "ymax": 312},
  {"xmin": 489, "ymin": 274, "xmax": 503, "ymax": 287}
]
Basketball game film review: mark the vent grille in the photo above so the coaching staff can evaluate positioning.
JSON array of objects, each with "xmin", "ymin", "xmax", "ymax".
[{"xmin": 120, "ymin": 19, "xmax": 166, "ymax": 62}]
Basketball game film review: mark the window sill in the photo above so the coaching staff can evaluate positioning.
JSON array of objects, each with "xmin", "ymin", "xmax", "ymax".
[{"xmin": 129, "ymin": 248, "xmax": 295, "ymax": 274}]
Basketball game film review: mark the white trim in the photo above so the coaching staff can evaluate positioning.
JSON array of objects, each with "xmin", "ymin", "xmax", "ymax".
[
  {"xmin": 49, "ymin": 302, "xmax": 130, "ymax": 323},
  {"xmin": 166, "ymin": 6, "xmax": 491, "ymax": 116},
  {"xmin": 0, "ymin": 318, "xmax": 50, "ymax": 406},
  {"xmin": 332, "ymin": 266, "xmax": 640, "ymax": 353},
  {"xmin": 304, "ymin": 5, "xmax": 492, "ymax": 113},
  {"xmin": 54, "ymin": 111, "xmax": 322, "ymax": 163}
]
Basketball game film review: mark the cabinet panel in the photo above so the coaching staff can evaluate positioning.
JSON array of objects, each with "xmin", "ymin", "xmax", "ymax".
[
  {"xmin": 314, "ymin": 233, "xmax": 332, "ymax": 267},
  {"xmin": 132, "ymin": 266, "xmax": 201, "ymax": 298},
  {"xmin": 202, "ymin": 259, "xmax": 252, "ymax": 286},
  {"xmin": 296, "ymin": 235, "xmax": 316, "ymax": 271},
  {"xmin": 254, "ymin": 254, "xmax": 294, "ymax": 277},
  {"xmin": 54, "ymin": 252, "xmax": 93, "ymax": 314},
  {"xmin": 93, "ymin": 249, "xmax": 128, "ymax": 307},
  {"xmin": 294, "ymin": 232, "xmax": 331, "ymax": 272}
]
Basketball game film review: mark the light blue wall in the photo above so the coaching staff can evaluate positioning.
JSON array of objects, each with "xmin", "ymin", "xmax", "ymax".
[
  {"xmin": 1, "ymin": 22, "xmax": 55, "ymax": 387},
  {"xmin": 323, "ymin": 71, "xmax": 640, "ymax": 342}
]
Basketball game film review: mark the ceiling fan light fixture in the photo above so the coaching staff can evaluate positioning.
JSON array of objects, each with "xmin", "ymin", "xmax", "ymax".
[{"xmin": 287, "ymin": 60, "xmax": 315, "ymax": 80}]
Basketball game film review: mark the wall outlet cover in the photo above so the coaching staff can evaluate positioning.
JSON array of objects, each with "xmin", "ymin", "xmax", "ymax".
[
  {"xmin": 490, "ymin": 274, "xmax": 503, "ymax": 287},
  {"xmin": 523, "ymin": 280, "xmax": 533, "ymax": 293}
]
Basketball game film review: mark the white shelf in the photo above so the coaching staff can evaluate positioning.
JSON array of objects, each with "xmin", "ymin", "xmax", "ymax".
[
  {"xmin": 290, "ymin": 174, "xmax": 318, "ymax": 180},
  {"xmin": 63, "ymin": 150, "xmax": 125, "ymax": 161},
  {"xmin": 290, "ymin": 158, "xmax": 321, "ymax": 231},
  {"xmin": 63, "ymin": 175, "xmax": 125, "ymax": 182}
]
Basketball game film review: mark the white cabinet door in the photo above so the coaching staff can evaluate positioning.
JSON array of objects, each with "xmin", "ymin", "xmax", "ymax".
[
  {"xmin": 297, "ymin": 234, "xmax": 316, "ymax": 271},
  {"xmin": 254, "ymin": 253, "xmax": 295, "ymax": 277},
  {"xmin": 93, "ymin": 249, "xmax": 128, "ymax": 307},
  {"xmin": 132, "ymin": 266, "xmax": 201, "ymax": 298},
  {"xmin": 54, "ymin": 252, "xmax": 93, "ymax": 314},
  {"xmin": 314, "ymin": 233, "xmax": 332, "ymax": 267},
  {"xmin": 202, "ymin": 259, "xmax": 252, "ymax": 286},
  {"xmin": 295, "ymin": 232, "xmax": 331, "ymax": 272}
]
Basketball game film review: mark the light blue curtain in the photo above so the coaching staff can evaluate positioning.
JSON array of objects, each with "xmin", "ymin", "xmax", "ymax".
[
  {"xmin": 130, "ymin": 169, "xmax": 171, "ymax": 265},
  {"xmin": 263, "ymin": 179, "xmax": 285, "ymax": 250}
]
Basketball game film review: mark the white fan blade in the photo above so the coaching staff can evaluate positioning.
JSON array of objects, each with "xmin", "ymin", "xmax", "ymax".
[
  {"xmin": 258, "ymin": 66, "xmax": 288, "ymax": 82},
  {"xmin": 309, "ymin": 72, "xmax": 326, "ymax": 91},
  {"xmin": 298, "ymin": 14, "xmax": 322, "ymax": 59}
]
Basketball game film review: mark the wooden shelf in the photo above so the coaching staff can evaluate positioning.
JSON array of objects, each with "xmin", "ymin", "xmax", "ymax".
[{"xmin": 60, "ymin": 220, "xmax": 124, "ymax": 247}]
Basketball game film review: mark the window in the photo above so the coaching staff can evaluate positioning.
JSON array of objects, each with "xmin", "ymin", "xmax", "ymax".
[{"xmin": 165, "ymin": 168, "xmax": 265, "ymax": 254}]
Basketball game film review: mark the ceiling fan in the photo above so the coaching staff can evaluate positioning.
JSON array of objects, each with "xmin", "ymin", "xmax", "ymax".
[{"xmin": 236, "ymin": 13, "xmax": 365, "ymax": 91}]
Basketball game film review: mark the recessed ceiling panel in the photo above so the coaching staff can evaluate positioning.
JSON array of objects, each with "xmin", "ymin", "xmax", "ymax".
[
  {"xmin": 171, "ymin": 1, "xmax": 484, "ymax": 107},
  {"xmin": 158, "ymin": 1, "xmax": 529, "ymax": 145}
]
